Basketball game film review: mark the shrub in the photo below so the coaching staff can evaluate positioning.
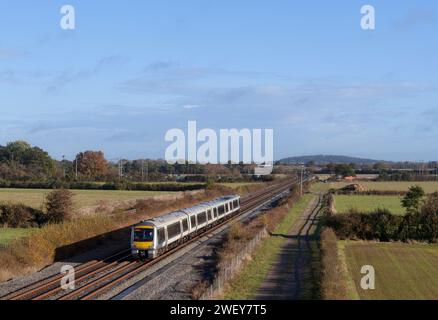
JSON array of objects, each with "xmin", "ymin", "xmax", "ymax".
[
  {"xmin": 45, "ymin": 188, "xmax": 73, "ymax": 223},
  {"xmin": 0, "ymin": 203, "xmax": 43, "ymax": 228}
]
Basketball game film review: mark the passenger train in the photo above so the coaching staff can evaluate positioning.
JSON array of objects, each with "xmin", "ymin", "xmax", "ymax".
[{"xmin": 131, "ymin": 195, "xmax": 241, "ymax": 259}]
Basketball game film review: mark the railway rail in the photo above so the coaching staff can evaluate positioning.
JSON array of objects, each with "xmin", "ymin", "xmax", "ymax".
[{"xmin": 1, "ymin": 178, "xmax": 306, "ymax": 300}]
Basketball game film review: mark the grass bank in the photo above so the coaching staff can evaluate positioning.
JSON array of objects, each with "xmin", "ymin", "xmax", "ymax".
[{"xmin": 221, "ymin": 194, "xmax": 314, "ymax": 299}]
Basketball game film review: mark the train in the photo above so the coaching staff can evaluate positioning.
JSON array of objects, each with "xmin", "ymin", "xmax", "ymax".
[{"xmin": 131, "ymin": 195, "xmax": 241, "ymax": 259}]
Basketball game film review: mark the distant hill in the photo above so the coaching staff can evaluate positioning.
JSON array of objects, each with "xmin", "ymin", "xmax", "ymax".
[{"xmin": 277, "ymin": 155, "xmax": 382, "ymax": 165}]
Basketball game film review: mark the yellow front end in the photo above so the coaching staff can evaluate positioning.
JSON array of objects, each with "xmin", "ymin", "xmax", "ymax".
[
  {"xmin": 132, "ymin": 226, "xmax": 155, "ymax": 259},
  {"xmin": 133, "ymin": 240, "xmax": 153, "ymax": 250}
]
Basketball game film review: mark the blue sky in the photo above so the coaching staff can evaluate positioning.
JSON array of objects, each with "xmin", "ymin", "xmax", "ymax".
[{"xmin": 0, "ymin": 0, "xmax": 437, "ymax": 161}]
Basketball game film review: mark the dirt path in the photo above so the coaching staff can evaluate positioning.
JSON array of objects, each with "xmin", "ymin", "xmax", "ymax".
[{"xmin": 255, "ymin": 193, "xmax": 322, "ymax": 300}]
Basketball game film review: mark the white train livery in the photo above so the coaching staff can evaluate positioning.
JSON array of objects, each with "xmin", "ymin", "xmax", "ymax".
[{"xmin": 131, "ymin": 195, "xmax": 241, "ymax": 259}]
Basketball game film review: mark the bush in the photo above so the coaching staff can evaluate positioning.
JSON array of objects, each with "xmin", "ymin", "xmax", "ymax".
[
  {"xmin": 0, "ymin": 203, "xmax": 43, "ymax": 228},
  {"xmin": 45, "ymin": 189, "xmax": 73, "ymax": 223}
]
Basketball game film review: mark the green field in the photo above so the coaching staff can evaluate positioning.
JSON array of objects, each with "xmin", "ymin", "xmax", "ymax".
[
  {"xmin": 330, "ymin": 181, "xmax": 438, "ymax": 193},
  {"xmin": 342, "ymin": 241, "xmax": 438, "ymax": 300},
  {"xmin": 0, "ymin": 188, "xmax": 171, "ymax": 210},
  {"xmin": 334, "ymin": 195, "xmax": 405, "ymax": 215},
  {"xmin": 0, "ymin": 228, "xmax": 36, "ymax": 245}
]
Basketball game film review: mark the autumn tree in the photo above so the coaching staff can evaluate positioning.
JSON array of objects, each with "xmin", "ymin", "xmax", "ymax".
[
  {"xmin": 74, "ymin": 151, "xmax": 108, "ymax": 180},
  {"xmin": 45, "ymin": 188, "xmax": 73, "ymax": 223}
]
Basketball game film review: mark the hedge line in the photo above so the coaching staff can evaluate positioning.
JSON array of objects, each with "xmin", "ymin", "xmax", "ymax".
[
  {"xmin": 332, "ymin": 190, "xmax": 407, "ymax": 196},
  {"xmin": 0, "ymin": 180, "xmax": 205, "ymax": 192},
  {"xmin": 324, "ymin": 209, "xmax": 438, "ymax": 243}
]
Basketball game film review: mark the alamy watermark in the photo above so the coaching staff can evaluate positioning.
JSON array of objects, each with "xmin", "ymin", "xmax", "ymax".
[
  {"xmin": 60, "ymin": 5, "xmax": 75, "ymax": 30},
  {"xmin": 360, "ymin": 265, "xmax": 375, "ymax": 290},
  {"xmin": 60, "ymin": 265, "xmax": 75, "ymax": 290},
  {"xmin": 361, "ymin": 5, "xmax": 376, "ymax": 30},
  {"xmin": 164, "ymin": 121, "xmax": 274, "ymax": 175}
]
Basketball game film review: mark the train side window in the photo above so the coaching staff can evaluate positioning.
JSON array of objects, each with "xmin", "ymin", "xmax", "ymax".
[
  {"xmin": 190, "ymin": 215, "xmax": 196, "ymax": 228},
  {"xmin": 167, "ymin": 222, "xmax": 181, "ymax": 239},
  {"xmin": 197, "ymin": 211, "xmax": 207, "ymax": 224},
  {"xmin": 209, "ymin": 210, "xmax": 213, "ymax": 220},
  {"xmin": 157, "ymin": 228, "xmax": 165, "ymax": 244},
  {"xmin": 214, "ymin": 207, "xmax": 218, "ymax": 217},
  {"xmin": 182, "ymin": 218, "xmax": 188, "ymax": 232},
  {"xmin": 233, "ymin": 200, "xmax": 239, "ymax": 208},
  {"xmin": 218, "ymin": 205, "xmax": 224, "ymax": 215}
]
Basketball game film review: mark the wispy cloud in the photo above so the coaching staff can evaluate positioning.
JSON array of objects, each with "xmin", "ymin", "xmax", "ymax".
[
  {"xmin": 45, "ymin": 55, "xmax": 130, "ymax": 94},
  {"xmin": 0, "ymin": 47, "xmax": 28, "ymax": 59},
  {"xmin": 394, "ymin": 8, "xmax": 435, "ymax": 31}
]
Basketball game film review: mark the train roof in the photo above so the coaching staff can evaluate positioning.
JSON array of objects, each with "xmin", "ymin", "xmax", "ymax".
[
  {"xmin": 136, "ymin": 211, "xmax": 186, "ymax": 228},
  {"xmin": 181, "ymin": 203, "xmax": 212, "ymax": 215},
  {"xmin": 134, "ymin": 194, "xmax": 240, "ymax": 228}
]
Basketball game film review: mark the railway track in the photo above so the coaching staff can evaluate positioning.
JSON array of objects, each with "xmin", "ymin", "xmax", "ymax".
[{"xmin": 1, "ymin": 179, "xmax": 305, "ymax": 300}]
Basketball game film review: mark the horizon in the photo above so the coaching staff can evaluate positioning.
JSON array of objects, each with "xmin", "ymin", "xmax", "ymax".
[{"xmin": 1, "ymin": 1, "xmax": 438, "ymax": 162}]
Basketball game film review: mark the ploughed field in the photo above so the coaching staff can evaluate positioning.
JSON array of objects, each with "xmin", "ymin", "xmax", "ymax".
[
  {"xmin": 342, "ymin": 241, "xmax": 438, "ymax": 300},
  {"xmin": 333, "ymin": 195, "xmax": 405, "ymax": 215}
]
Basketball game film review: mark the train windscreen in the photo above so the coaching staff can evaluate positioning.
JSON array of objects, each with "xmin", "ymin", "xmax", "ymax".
[{"xmin": 134, "ymin": 228, "xmax": 154, "ymax": 242}]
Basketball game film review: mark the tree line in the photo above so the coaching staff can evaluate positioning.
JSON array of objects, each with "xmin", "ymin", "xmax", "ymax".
[{"xmin": 0, "ymin": 140, "xmax": 274, "ymax": 186}]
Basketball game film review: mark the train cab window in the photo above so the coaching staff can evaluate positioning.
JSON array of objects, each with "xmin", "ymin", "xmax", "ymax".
[
  {"xmin": 190, "ymin": 215, "xmax": 197, "ymax": 228},
  {"xmin": 233, "ymin": 200, "xmax": 239, "ymax": 208},
  {"xmin": 182, "ymin": 218, "xmax": 188, "ymax": 232},
  {"xmin": 134, "ymin": 228, "xmax": 154, "ymax": 242},
  {"xmin": 157, "ymin": 228, "xmax": 165, "ymax": 244},
  {"xmin": 167, "ymin": 222, "xmax": 181, "ymax": 239}
]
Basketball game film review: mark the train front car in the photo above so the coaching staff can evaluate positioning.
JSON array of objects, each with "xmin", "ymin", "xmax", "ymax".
[{"xmin": 131, "ymin": 222, "xmax": 156, "ymax": 259}]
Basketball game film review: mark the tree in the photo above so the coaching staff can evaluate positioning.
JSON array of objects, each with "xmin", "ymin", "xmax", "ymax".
[
  {"xmin": 74, "ymin": 151, "xmax": 108, "ymax": 180},
  {"xmin": 0, "ymin": 141, "xmax": 56, "ymax": 179},
  {"xmin": 334, "ymin": 164, "xmax": 356, "ymax": 177},
  {"xmin": 401, "ymin": 185, "xmax": 425, "ymax": 215},
  {"xmin": 45, "ymin": 188, "xmax": 73, "ymax": 223}
]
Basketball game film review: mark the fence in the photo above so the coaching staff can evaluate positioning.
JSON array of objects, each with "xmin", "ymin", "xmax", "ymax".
[{"xmin": 199, "ymin": 227, "xmax": 268, "ymax": 300}]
